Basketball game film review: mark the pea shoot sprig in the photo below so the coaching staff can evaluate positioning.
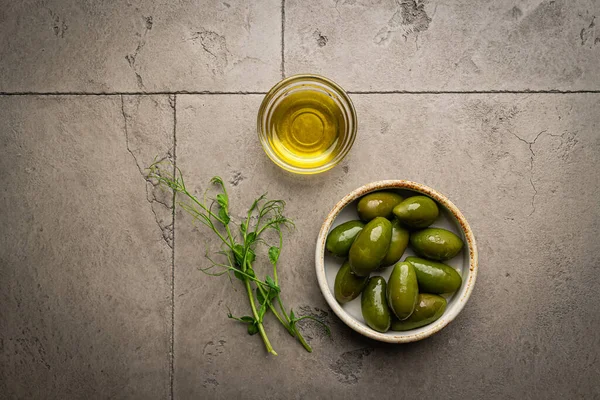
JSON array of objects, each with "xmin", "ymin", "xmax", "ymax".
[{"xmin": 149, "ymin": 162, "xmax": 329, "ymax": 355}]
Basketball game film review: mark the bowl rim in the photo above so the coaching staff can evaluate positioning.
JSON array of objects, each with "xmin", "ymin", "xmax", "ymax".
[
  {"xmin": 315, "ymin": 180, "xmax": 478, "ymax": 343},
  {"xmin": 256, "ymin": 73, "xmax": 357, "ymax": 175}
]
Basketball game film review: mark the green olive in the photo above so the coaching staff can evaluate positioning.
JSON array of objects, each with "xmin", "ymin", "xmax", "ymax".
[
  {"xmin": 405, "ymin": 257, "xmax": 462, "ymax": 294},
  {"xmin": 387, "ymin": 262, "xmax": 418, "ymax": 320},
  {"xmin": 361, "ymin": 276, "xmax": 391, "ymax": 333},
  {"xmin": 326, "ymin": 220, "xmax": 365, "ymax": 257},
  {"xmin": 410, "ymin": 228, "xmax": 464, "ymax": 261},
  {"xmin": 381, "ymin": 219, "xmax": 410, "ymax": 267},
  {"xmin": 357, "ymin": 192, "xmax": 404, "ymax": 222},
  {"xmin": 390, "ymin": 294, "xmax": 447, "ymax": 331},
  {"xmin": 393, "ymin": 196, "xmax": 439, "ymax": 228},
  {"xmin": 349, "ymin": 217, "xmax": 392, "ymax": 277},
  {"xmin": 334, "ymin": 260, "xmax": 369, "ymax": 304}
]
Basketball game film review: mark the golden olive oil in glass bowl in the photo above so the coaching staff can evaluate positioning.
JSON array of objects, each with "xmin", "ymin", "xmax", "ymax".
[{"xmin": 257, "ymin": 75, "xmax": 357, "ymax": 174}]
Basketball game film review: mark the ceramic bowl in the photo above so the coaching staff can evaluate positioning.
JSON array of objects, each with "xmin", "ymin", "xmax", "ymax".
[{"xmin": 315, "ymin": 180, "xmax": 478, "ymax": 343}]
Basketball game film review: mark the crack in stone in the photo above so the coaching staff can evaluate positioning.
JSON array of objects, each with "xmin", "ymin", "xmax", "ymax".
[
  {"xmin": 580, "ymin": 15, "xmax": 596, "ymax": 46},
  {"xmin": 120, "ymin": 95, "xmax": 173, "ymax": 248},
  {"xmin": 510, "ymin": 129, "xmax": 581, "ymax": 216},
  {"xmin": 149, "ymin": 188, "xmax": 171, "ymax": 209},
  {"xmin": 188, "ymin": 29, "xmax": 230, "ymax": 75},
  {"xmin": 509, "ymin": 130, "xmax": 547, "ymax": 216},
  {"xmin": 150, "ymin": 203, "xmax": 174, "ymax": 246},
  {"xmin": 125, "ymin": 16, "xmax": 153, "ymax": 89},
  {"xmin": 120, "ymin": 95, "xmax": 145, "ymax": 176},
  {"xmin": 529, "ymin": 177, "xmax": 538, "ymax": 217}
]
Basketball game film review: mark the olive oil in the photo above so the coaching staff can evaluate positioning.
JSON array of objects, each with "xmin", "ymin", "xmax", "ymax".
[{"xmin": 267, "ymin": 89, "xmax": 347, "ymax": 169}]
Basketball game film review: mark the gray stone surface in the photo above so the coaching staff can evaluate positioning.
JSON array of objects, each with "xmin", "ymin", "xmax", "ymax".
[
  {"xmin": 0, "ymin": 0, "xmax": 281, "ymax": 92},
  {"xmin": 174, "ymin": 94, "xmax": 599, "ymax": 399},
  {"xmin": 285, "ymin": 0, "xmax": 600, "ymax": 91},
  {"xmin": 0, "ymin": 95, "xmax": 173, "ymax": 398},
  {"xmin": 2, "ymin": 1, "xmax": 600, "ymax": 399}
]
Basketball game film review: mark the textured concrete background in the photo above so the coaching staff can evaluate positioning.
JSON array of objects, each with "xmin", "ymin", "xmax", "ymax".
[{"xmin": 1, "ymin": 1, "xmax": 599, "ymax": 399}]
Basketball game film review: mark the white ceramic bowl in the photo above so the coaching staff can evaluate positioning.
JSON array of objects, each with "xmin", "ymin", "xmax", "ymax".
[{"xmin": 315, "ymin": 181, "xmax": 478, "ymax": 343}]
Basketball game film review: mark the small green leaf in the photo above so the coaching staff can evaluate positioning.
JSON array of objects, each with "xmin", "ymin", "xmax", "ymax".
[
  {"xmin": 216, "ymin": 193, "xmax": 228, "ymax": 208},
  {"xmin": 247, "ymin": 323, "xmax": 258, "ymax": 335},
  {"xmin": 227, "ymin": 310, "xmax": 258, "ymax": 326},
  {"xmin": 258, "ymin": 303, "xmax": 267, "ymax": 321},
  {"xmin": 289, "ymin": 319, "xmax": 298, "ymax": 335},
  {"xmin": 268, "ymin": 289, "xmax": 277, "ymax": 301},
  {"xmin": 265, "ymin": 276, "xmax": 280, "ymax": 292},
  {"xmin": 233, "ymin": 270, "xmax": 244, "ymax": 281},
  {"xmin": 246, "ymin": 232, "xmax": 257, "ymax": 243},
  {"xmin": 218, "ymin": 207, "xmax": 230, "ymax": 224},
  {"xmin": 246, "ymin": 248, "xmax": 256, "ymax": 264},
  {"xmin": 256, "ymin": 289, "xmax": 266, "ymax": 305},
  {"xmin": 232, "ymin": 245, "xmax": 244, "ymax": 267},
  {"xmin": 233, "ymin": 246, "xmax": 255, "ymax": 271},
  {"xmin": 268, "ymin": 247, "xmax": 280, "ymax": 266},
  {"xmin": 240, "ymin": 221, "xmax": 247, "ymax": 233},
  {"xmin": 290, "ymin": 308, "xmax": 295, "ymax": 321},
  {"xmin": 257, "ymin": 288, "xmax": 277, "ymax": 305},
  {"xmin": 246, "ymin": 267, "xmax": 256, "ymax": 278}
]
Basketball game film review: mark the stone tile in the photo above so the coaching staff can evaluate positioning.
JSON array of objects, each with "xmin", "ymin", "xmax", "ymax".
[
  {"xmin": 174, "ymin": 93, "xmax": 599, "ymax": 398},
  {"xmin": 0, "ymin": 95, "xmax": 173, "ymax": 398},
  {"xmin": 285, "ymin": 0, "xmax": 600, "ymax": 91},
  {"xmin": 0, "ymin": 0, "xmax": 281, "ymax": 92}
]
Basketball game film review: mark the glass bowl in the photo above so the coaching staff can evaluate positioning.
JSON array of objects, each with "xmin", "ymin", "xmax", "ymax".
[{"xmin": 257, "ymin": 74, "xmax": 357, "ymax": 175}]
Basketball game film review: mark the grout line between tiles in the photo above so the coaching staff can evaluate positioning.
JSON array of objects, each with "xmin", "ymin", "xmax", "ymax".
[
  {"xmin": 170, "ymin": 94, "xmax": 177, "ymax": 400},
  {"xmin": 347, "ymin": 90, "xmax": 600, "ymax": 94},
  {"xmin": 281, "ymin": 0, "xmax": 286, "ymax": 79},
  {"xmin": 1, "ymin": 90, "xmax": 600, "ymax": 96},
  {"xmin": 0, "ymin": 91, "xmax": 268, "ymax": 96}
]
